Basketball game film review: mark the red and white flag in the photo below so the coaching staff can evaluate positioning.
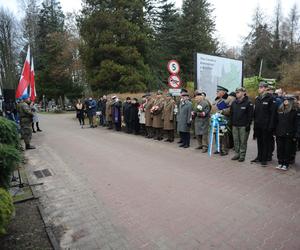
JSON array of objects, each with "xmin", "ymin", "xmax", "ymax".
[
  {"xmin": 30, "ymin": 58, "xmax": 36, "ymax": 102},
  {"xmin": 16, "ymin": 46, "xmax": 31, "ymax": 99}
]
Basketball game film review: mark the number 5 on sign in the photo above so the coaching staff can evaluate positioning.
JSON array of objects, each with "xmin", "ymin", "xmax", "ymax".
[{"xmin": 167, "ymin": 60, "xmax": 180, "ymax": 75}]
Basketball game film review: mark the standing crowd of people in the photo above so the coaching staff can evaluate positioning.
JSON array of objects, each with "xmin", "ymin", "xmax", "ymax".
[{"xmin": 75, "ymin": 82, "xmax": 300, "ymax": 171}]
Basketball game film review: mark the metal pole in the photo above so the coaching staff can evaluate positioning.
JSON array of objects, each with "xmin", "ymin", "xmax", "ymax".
[{"xmin": 259, "ymin": 58, "xmax": 263, "ymax": 77}]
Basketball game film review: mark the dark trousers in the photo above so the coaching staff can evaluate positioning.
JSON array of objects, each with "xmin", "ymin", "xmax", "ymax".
[
  {"xmin": 140, "ymin": 124, "xmax": 146, "ymax": 136},
  {"xmin": 276, "ymin": 136, "xmax": 293, "ymax": 166},
  {"xmin": 100, "ymin": 115, "xmax": 106, "ymax": 126},
  {"xmin": 77, "ymin": 116, "xmax": 84, "ymax": 125},
  {"xmin": 146, "ymin": 126, "xmax": 153, "ymax": 138},
  {"xmin": 114, "ymin": 122, "xmax": 121, "ymax": 131},
  {"xmin": 268, "ymin": 134, "xmax": 275, "ymax": 159},
  {"xmin": 107, "ymin": 121, "xmax": 113, "ymax": 129},
  {"xmin": 255, "ymin": 128, "xmax": 271, "ymax": 162},
  {"xmin": 125, "ymin": 121, "xmax": 131, "ymax": 133},
  {"xmin": 180, "ymin": 132, "xmax": 190, "ymax": 146},
  {"xmin": 165, "ymin": 130, "xmax": 174, "ymax": 141},
  {"xmin": 32, "ymin": 122, "xmax": 41, "ymax": 131},
  {"xmin": 154, "ymin": 128, "xmax": 163, "ymax": 139}
]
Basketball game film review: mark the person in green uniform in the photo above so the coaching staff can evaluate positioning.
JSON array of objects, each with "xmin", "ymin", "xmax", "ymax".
[{"xmin": 18, "ymin": 94, "xmax": 35, "ymax": 150}]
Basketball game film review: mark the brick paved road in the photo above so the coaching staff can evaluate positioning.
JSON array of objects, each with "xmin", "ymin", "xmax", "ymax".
[{"xmin": 26, "ymin": 113, "xmax": 300, "ymax": 250}]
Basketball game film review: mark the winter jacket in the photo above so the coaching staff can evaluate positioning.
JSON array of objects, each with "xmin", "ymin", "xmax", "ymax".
[
  {"xmin": 253, "ymin": 93, "xmax": 277, "ymax": 130},
  {"xmin": 275, "ymin": 104, "xmax": 297, "ymax": 137},
  {"xmin": 230, "ymin": 96, "xmax": 253, "ymax": 127}
]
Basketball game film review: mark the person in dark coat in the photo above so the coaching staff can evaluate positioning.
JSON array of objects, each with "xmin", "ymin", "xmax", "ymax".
[
  {"xmin": 112, "ymin": 96, "xmax": 122, "ymax": 131},
  {"xmin": 87, "ymin": 97, "xmax": 97, "ymax": 128},
  {"xmin": 275, "ymin": 96, "xmax": 297, "ymax": 171},
  {"xmin": 129, "ymin": 98, "xmax": 140, "ymax": 135},
  {"xmin": 230, "ymin": 87, "xmax": 253, "ymax": 162},
  {"xmin": 123, "ymin": 97, "xmax": 132, "ymax": 133},
  {"xmin": 97, "ymin": 96, "xmax": 107, "ymax": 126},
  {"xmin": 251, "ymin": 82, "xmax": 277, "ymax": 166},
  {"xmin": 177, "ymin": 92, "xmax": 192, "ymax": 148}
]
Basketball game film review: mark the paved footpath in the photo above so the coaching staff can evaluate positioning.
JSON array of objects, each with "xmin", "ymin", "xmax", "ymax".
[{"xmin": 25, "ymin": 113, "xmax": 300, "ymax": 250}]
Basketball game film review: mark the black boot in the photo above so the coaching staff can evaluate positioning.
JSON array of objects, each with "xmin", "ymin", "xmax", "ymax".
[
  {"xmin": 37, "ymin": 123, "xmax": 42, "ymax": 132},
  {"xmin": 26, "ymin": 144, "xmax": 36, "ymax": 150}
]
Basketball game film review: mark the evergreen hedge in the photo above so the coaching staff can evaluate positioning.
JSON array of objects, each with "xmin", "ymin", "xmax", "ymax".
[
  {"xmin": 0, "ymin": 188, "xmax": 14, "ymax": 235},
  {"xmin": 0, "ymin": 117, "xmax": 21, "ymax": 235}
]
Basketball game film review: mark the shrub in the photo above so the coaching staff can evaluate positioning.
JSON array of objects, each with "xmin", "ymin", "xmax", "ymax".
[
  {"xmin": 0, "ymin": 117, "xmax": 20, "ymax": 148},
  {"xmin": 0, "ymin": 188, "xmax": 14, "ymax": 235},
  {"xmin": 0, "ymin": 144, "xmax": 21, "ymax": 188}
]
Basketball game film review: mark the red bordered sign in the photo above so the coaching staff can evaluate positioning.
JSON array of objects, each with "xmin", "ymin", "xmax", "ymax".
[
  {"xmin": 168, "ymin": 74, "xmax": 181, "ymax": 88},
  {"xmin": 167, "ymin": 60, "xmax": 180, "ymax": 75}
]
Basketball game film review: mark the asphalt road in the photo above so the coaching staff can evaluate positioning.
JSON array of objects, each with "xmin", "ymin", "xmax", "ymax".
[{"xmin": 27, "ymin": 113, "xmax": 300, "ymax": 249}]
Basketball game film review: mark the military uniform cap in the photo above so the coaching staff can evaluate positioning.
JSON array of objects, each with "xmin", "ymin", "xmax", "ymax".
[
  {"xmin": 180, "ymin": 88, "xmax": 188, "ymax": 94},
  {"xmin": 217, "ymin": 85, "xmax": 228, "ymax": 92},
  {"xmin": 181, "ymin": 92, "xmax": 189, "ymax": 97},
  {"xmin": 258, "ymin": 81, "xmax": 268, "ymax": 88},
  {"xmin": 268, "ymin": 85, "xmax": 275, "ymax": 90},
  {"xmin": 283, "ymin": 95, "xmax": 296, "ymax": 101},
  {"xmin": 157, "ymin": 90, "xmax": 163, "ymax": 95},
  {"xmin": 142, "ymin": 93, "xmax": 151, "ymax": 98},
  {"xmin": 235, "ymin": 87, "xmax": 246, "ymax": 92}
]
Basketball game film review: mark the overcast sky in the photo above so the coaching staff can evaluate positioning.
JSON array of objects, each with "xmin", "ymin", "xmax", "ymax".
[{"xmin": 0, "ymin": 0, "xmax": 298, "ymax": 47}]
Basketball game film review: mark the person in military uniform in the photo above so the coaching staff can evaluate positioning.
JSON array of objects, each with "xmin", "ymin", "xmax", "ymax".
[
  {"xmin": 230, "ymin": 87, "xmax": 253, "ymax": 162},
  {"xmin": 251, "ymin": 82, "xmax": 277, "ymax": 166},
  {"xmin": 177, "ymin": 91, "xmax": 192, "ymax": 148},
  {"xmin": 18, "ymin": 94, "xmax": 35, "ymax": 150},
  {"xmin": 151, "ymin": 90, "xmax": 165, "ymax": 140},
  {"xmin": 162, "ymin": 93, "xmax": 176, "ymax": 142},
  {"xmin": 193, "ymin": 92, "xmax": 211, "ymax": 153},
  {"xmin": 144, "ymin": 93, "xmax": 154, "ymax": 138},
  {"xmin": 211, "ymin": 85, "xmax": 234, "ymax": 156}
]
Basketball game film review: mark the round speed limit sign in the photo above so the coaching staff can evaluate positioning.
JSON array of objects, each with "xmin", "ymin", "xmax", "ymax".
[
  {"xmin": 168, "ymin": 74, "xmax": 181, "ymax": 88},
  {"xmin": 167, "ymin": 60, "xmax": 180, "ymax": 75}
]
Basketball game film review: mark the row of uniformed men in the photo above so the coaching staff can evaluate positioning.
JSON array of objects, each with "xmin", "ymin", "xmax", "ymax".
[{"xmin": 93, "ymin": 83, "xmax": 300, "ymax": 170}]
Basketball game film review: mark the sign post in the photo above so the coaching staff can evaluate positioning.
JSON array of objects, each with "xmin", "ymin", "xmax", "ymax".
[{"xmin": 167, "ymin": 60, "xmax": 181, "ymax": 96}]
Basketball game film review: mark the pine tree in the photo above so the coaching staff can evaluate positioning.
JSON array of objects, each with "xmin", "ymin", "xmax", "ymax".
[
  {"xmin": 0, "ymin": 8, "xmax": 18, "ymax": 91},
  {"xmin": 79, "ymin": 0, "xmax": 152, "ymax": 93},
  {"xmin": 35, "ymin": 0, "xmax": 83, "ymax": 102},
  {"xmin": 242, "ymin": 7, "xmax": 274, "ymax": 77},
  {"xmin": 178, "ymin": 0, "xmax": 217, "ymax": 82},
  {"xmin": 146, "ymin": 0, "xmax": 180, "ymax": 89}
]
